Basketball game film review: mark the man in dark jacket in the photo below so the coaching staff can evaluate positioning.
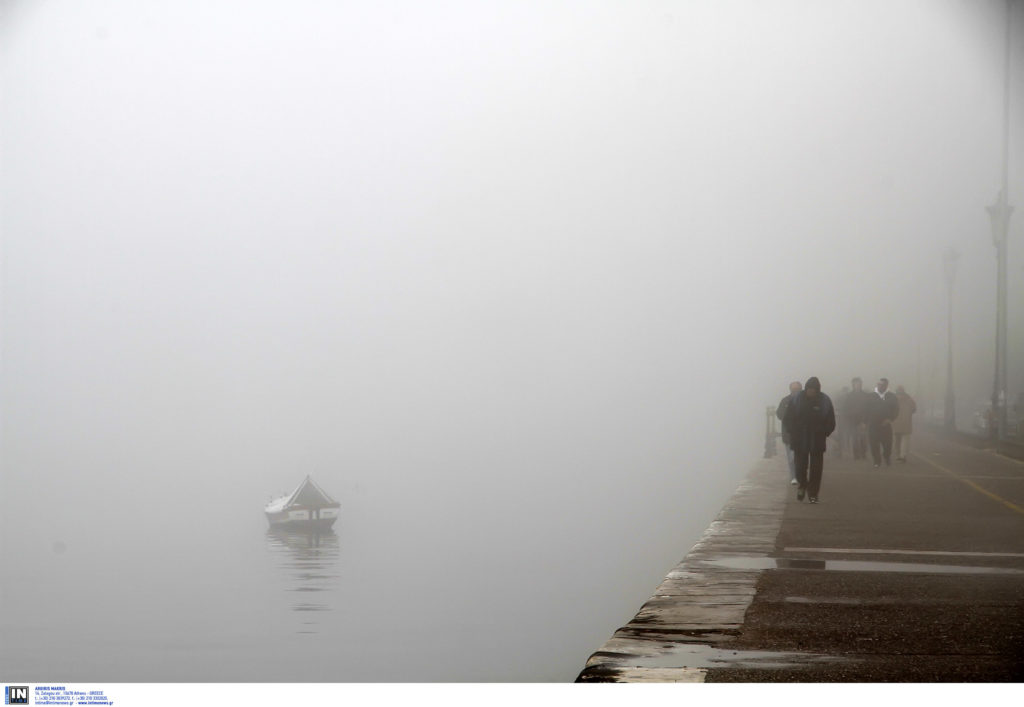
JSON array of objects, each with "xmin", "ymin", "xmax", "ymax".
[
  {"xmin": 866, "ymin": 377, "xmax": 900, "ymax": 467},
  {"xmin": 842, "ymin": 377, "xmax": 871, "ymax": 460},
  {"xmin": 782, "ymin": 376, "xmax": 836, "ymax": 503}
]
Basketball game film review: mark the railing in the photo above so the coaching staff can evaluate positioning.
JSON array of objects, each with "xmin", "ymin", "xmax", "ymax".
[{"xmin": 764, "ymin": 405, "xmax": 778, "ymax": 458}]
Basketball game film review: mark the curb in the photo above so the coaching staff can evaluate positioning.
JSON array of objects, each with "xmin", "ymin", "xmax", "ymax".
[{"xmin": 576, "ymin": 454, "xmax": 790, "ymax": 682}]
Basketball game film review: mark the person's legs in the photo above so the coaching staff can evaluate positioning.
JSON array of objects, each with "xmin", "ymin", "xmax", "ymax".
[
  {"xmin": 794, "ymin": 449, "xmax": 809, "ymax": 500},
  {"xmin": 882, "ymin": 426, "xmax": 893, "ymax": 464},
  {"xmin": 899, "ymin": 433, "xmax": 912, "ymax": 460},
  {"xmin": 894, "ymin": 433, "xmax": 904, "ymax": 461},
  {"xmin": 854, "ymin": 424, "xmax": 867, "ymax": 459},
  {"xmin": 785, "ymin": 445, "xmax": 797, "ymax": 482},
  {"xmin": 808, "ymin": 451, "xmax": 824, "ymax": 499},
  {"xmin": 869, "ymin": 424, "xmax": 882, "ymax": 465}
]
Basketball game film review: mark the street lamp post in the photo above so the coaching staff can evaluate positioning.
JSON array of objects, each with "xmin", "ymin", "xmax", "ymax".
[
  {"xmin": 943, "ymin": 247, "xmax": 959, "ymax": 431},
  {"xmin": 987, "ymin": 0, "xmax": 1015, "ymax": 442},
  {"xmin": 988, "ymin": 192, "xmax": 1013, "ymax": 441}
]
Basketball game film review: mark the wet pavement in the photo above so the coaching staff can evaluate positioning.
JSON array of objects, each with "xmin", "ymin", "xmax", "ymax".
[
  {"xmin": 699, "ymin": 555, "xmax": 1024, "ymax": 574},
  {"xmin": 577, "ymin": 430, "xmax": 1024, "ymax": 682}
]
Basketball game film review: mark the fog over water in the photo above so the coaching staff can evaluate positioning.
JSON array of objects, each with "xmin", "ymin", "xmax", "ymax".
[{"xmin": 2, "ymin": 0, "xmax": 1022, "ymax": 682}]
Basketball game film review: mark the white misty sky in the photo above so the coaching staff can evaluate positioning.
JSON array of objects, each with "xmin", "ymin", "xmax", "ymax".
[{"xmin": 1, "ymin": 0, "xmax": 1022, "ymax": 538}]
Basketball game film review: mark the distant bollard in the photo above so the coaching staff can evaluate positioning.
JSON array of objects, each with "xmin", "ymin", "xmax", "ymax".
[{"xmin": 764, "ymin": 406, "xmax": 777, "ymax": 458}]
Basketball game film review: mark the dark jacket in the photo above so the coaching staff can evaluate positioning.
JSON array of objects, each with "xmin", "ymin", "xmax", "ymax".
[
  {"xmin": 842, "ymin": 389, "xmax": 871, "ymax": 425},
  {"xmin": 865, "ymin": 390, "xmax": 899, "ymax": 428},
  {"xmin": 777, "ymin": 394, "xmax": 797, "ymax": 446},
  {"xmin": 783, "ymin": 390, "xmax": 836, "ymax": 453}
]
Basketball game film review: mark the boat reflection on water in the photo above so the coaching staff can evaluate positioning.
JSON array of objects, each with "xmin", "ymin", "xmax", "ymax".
[{"xmin": 265, "ymin": 529, "xmax": 340, "ymax": 633}]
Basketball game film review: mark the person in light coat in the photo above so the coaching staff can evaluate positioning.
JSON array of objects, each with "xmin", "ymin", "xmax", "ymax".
[
  {"xmin": 893, "ymin": 385, "xmax": 917, "ymax": 463},
  {"xmin": 777, "ymin": 381, "xmax": 802, "ymax": 485}
]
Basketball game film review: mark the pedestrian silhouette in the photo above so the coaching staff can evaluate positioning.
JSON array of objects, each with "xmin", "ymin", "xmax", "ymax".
[
  {"xmin": 893, "ymin": 385, "xmax": 917, "ymax": 463},
  {"xmin": 782, "ymin": 376, "xmax": 836, "ymax": 504},
  {"xmin": 777, "ymin": 381, "xmax": 802, "ymax": 485},
  {"xmin": 866, "ymin": 377, "xmax": 900, "ymax": 467}
]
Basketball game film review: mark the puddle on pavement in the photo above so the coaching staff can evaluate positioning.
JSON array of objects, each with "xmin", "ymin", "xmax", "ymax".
[
  {"xmin": 783, "ymin": 596, "xmax": 893, "ymax": 605},
  {"xmin": 604, "ymin": 643, "xmax": 846, "ymax": 670},
  {"xmin": 698, "ymin": 556, "xmax": 1024, "ymax": 575}
]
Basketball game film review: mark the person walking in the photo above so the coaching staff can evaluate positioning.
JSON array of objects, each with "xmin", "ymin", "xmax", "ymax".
[
  {"xmin": 893, "ymin": 385, "xmax": 917, "ymax": 463},
  {"xmin": 866, "ymin": 377, "xmax": 900, "ymax": 467},
  {"xmin": 776, "ymin": 381, "xmax": 802, "ymax": 485},
  {"xmin": 843, "ymin": 377, "xmax": 870, "ymax": 460},
  {"xmin": 833, "ymin": 385, "xmax": 850, "ymax": 458},
  {"xmin": 783, "ymin": 376, "xmax": 836, "ymax": 504}
]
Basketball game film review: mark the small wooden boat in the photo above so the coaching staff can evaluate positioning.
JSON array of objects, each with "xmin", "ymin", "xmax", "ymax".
[{"xmin": 264, "ymin": 475, "xmax": 340, "ymax": 530}]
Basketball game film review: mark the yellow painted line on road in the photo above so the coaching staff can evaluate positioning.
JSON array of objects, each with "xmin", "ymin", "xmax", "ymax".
[
  {"xmin": 912, "ymin": 452, "xmax": 1024, "ymax": 516},
  {"xmin": 984, "ymin": 449, "xmax": 1024, "ymax": 467}
]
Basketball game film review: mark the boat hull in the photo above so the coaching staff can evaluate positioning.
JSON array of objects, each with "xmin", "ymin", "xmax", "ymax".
[
  {"xmin": 265, "ymin": 515, "xmax": 338, "ymax": 531},
  {"xmin": 265, "ymin": 505, "xmax": 340, "ymax": 530}
]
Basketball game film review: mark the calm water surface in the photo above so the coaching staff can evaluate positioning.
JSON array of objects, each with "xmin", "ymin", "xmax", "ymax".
[{"xmin": 1, "ymin": 469, "xmax": 742, "ymax": 682}]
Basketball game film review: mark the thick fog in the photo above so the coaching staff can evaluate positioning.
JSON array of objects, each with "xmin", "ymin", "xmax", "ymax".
[{"xmin": 2, "ymin": 0, "xmax": 1022, "ymax": 682}]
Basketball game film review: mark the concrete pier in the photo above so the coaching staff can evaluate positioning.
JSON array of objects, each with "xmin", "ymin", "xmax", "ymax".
[{"xmin": 577, "ymin": 430, "xmax": 1024, "ymax": 682}]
